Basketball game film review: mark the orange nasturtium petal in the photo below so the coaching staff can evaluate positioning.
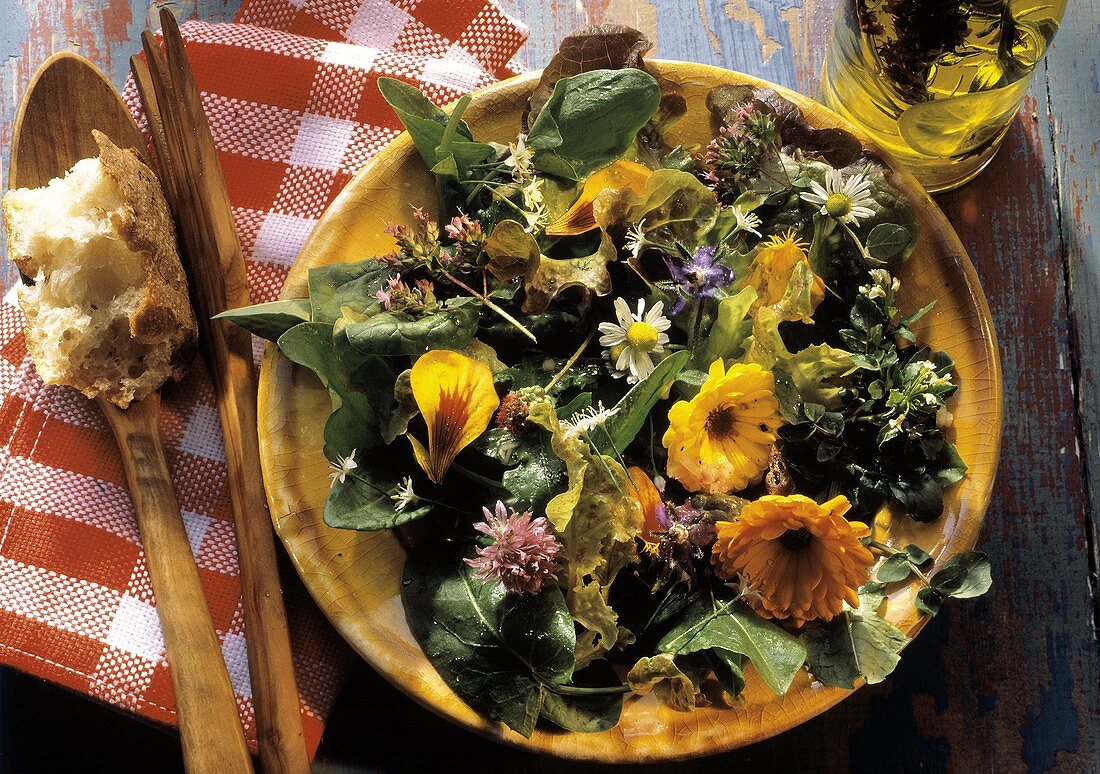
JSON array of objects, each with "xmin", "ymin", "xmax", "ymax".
[
  {"xmin": 408, "ymin": 349, "xmax": 500, "ymax": 484},
  {"xmin": 627, "ymin": 465, "xmax": 665, "ymax": 542},
  {"xmin": 544, "ymin": 159, "xmax": 652, "ymax": 236}
]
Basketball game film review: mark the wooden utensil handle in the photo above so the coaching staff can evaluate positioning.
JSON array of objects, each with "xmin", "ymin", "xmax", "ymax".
[{"xmin": 99, "ymin": 395, "xmax": 254, "ymax": 774}]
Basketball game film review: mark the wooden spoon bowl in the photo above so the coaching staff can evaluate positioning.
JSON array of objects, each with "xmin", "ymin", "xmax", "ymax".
[{"xmin": 8, "ymin": 51, "xmax": 253, "ymax": 774}]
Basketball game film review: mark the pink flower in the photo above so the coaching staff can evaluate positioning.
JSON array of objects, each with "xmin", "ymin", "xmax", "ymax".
[
  {"xmin": 445, "ymin": 211, "xmax": 483, "ymax": 243},
  {"xmin": 466, "ymin": 501, "xmax": 563, "ymax": 595},
  {"xmin": 375, "ymin": 274, "xmax": 406, "ymax": 310}
]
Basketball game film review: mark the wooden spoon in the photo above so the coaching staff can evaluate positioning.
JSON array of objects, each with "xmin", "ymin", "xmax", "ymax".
[{"xmin": 9, "ymin": 51, "xmax": 254, "ymax": 774}]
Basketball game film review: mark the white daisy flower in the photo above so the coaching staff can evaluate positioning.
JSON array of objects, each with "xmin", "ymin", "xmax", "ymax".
[
  {"xmin": 732, "ymin": 207, "xmax": 762, "ymax": 237},
  {"xmin": 505, "ymin": 134, "xmax": 532, "ymax": 179},
  {"xmin": 598, "ymin": 298, "xmax": 672, "ymax": 384},
  {"xmin": 390, "ymin": 476, "xmax": 419, "ymax": 512},
  {"xmin": 800, "ymin": 169, "xmax": 876, "ymax": 226},
  {"xmin": 623, "ymin": 219, "xmax": 648, "ymax": 260},
  {"xmin": 329, "ymin": 449, "xmax": 358, "ymax": 485}
]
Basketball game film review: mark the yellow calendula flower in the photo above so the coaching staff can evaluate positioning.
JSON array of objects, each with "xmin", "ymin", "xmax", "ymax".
[
  {"xmin": 742, "ymin": 229, "xmax": 824, "ymax": 320},
  {"xmin": 408, "ymin": 349, "xmax": 499, "ymax": 484},
  {"xmin": 662, "ymin": 360, "xmax": 782, "ymax": 494},
  {"xmin": 711, "ymin": 494, "xmax": 875, "ymax": 626}
]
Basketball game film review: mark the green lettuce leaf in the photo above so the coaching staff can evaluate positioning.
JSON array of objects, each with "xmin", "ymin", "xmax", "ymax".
[
  {"xmin": 595, "ymin": 169, "xmax": 718, "ymax": 247},
  {"xmin": 344, "ymin": 303, "xmax": 479, "ymax": 356},
  {"xmin": 213, "ymin": 299, "xmax": 311, "ymax": 342},
  {"xmin": 526, "ymin": 68, "xmax": 661, "ymax": 181},
  {"xmin": 657, "ymin": 586, "xmax": 807, "ymax": 696},
  {"xmin": 698, "ymin": 287, "xmax": 758, "ymax": 367},
  {"xmin": 528, "ymin": 399, "xmax": 643, "ymax": 661},
  {"xmin": 401, "ymin": 540, "xmax": 576, "ymax": 737},
  {"xmin": 801, "ymin": 583, "xmax": 909, "ymax": 688},
  {"xmin": 522, "ymin": 231, "xmax": 616, "ymax": 314},
  {"xmin": 307, "ymin": 259, "xmax": 391, "ymax": 323},
  {"xmin": 597, "ymin": 350, "xmax": 690, "ymax": 454},
  {"xmin": 626, "ymin": 653, "xmax": 697, "ymax": 712},
  {"xmin": 742, "ymin": 306, "xmax": 856, "ymax": 407}
]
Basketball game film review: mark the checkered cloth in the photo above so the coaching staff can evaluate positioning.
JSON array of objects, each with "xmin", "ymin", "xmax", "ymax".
[{"xmin": 0, "ymin": 0, "xmax": 527, "ymax": 756}]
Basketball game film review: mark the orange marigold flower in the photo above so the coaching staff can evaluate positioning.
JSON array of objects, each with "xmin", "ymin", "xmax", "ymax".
[
  {"xmin": 408, "ymin": 349, "xmax": 499, "ymax": 484},
  {"xmin": 711, "ymin": 494, "xmax": 875, "ymax": 625}
]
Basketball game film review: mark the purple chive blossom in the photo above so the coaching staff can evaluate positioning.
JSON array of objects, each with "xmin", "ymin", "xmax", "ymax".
[
  {"xmin": 466, "ymin": 501, "xmax": 563, "ymax": 595},
  {"xmin": 665, "ymin": 245, "xmax": 736, "ymax": 314},
  {"xmin": 655, "ymin": 501, "xmax": 718, "ymax": 584}
]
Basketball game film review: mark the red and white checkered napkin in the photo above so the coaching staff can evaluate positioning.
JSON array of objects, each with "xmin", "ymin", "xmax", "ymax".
[{"xmin": 0, "ymin": 0, "xmax": 527, "ymax": 755}]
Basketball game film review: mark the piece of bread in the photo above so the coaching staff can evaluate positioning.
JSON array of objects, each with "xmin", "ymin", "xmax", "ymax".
[{"xmin": 2, "ymin": 130, "xmax": 197, "ymax": 408}]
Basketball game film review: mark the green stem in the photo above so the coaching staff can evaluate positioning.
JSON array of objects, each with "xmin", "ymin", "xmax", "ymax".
[
  {"xmin": 544, "ymin": 682, "xmax": 632, "ymax": 697},
  {"xmin": 545, "ymin": 328, "xmax": 596, "ymax": 392},
  {"xmin": 688, "ymin": 298, "xmax": 705, "ymax": 357},
  {"xmin": 437, "ymin": 95, "xmax": 471, "ymax": 157},
  {"xmin": 839, "ymin": 220, "xmax": 885, "ymax": 267},
  {"xmin": 451, "ymin": 462, "xmax": 507, "ymax": 491},
  {"xmin": 868, "ymin": 539, "xmax": 932, "ymax": 585},
  {"xmin": 439, "ymin": 267, "xmax": 536, "ymax": 343}
]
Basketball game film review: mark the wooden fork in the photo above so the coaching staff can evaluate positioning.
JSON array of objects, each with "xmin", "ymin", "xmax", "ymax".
[{"xmin": 131, "ymin": 11, "xmax": 311, "ymax": 774}]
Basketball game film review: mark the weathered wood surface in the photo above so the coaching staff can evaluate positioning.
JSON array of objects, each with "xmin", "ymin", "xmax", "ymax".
[{"xmin": 0, "ymin": 0, "xmax": 1097, "ymax": 771}]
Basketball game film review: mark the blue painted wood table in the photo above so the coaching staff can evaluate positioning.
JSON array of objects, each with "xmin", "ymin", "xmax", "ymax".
[{"xmin": 0, "ymin": 1, "xmax": 1097, "ymax": 771}]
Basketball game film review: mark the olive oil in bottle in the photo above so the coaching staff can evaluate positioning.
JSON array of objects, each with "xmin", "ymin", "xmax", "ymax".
[{"xmin": 820, "ymin": 0, "xmax": 1065, "ymax": 192}]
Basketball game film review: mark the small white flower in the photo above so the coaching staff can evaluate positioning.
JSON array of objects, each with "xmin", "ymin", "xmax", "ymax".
[
  {"xmin": 390, "ymin": 476, "xmax": 419, "ymax": 512},
  {"xmin": 563, "ymin": 402, "xmax": 616, "ymax": 437},
  {"xmin": 868, "ymin": 268, "xmax": 891, "ymax": 285},
  {"xmin": 936, "ymin": 406, "xmax": 955, "ymax": 429},
  {"xmin": 922, "ymin": 392, "xmax": 939, "ymax": 406},
  {"xmin": 800, "ymin": 169, "xmax": 876, "ymax": 226},
  {"xmin": 867, "ymin": 284, "xmax": 886, "ymax": 299},
  {"xmin": 329, "ymin": 449, "xmax": 358, "ymax": 485},
  {"xmin": 520, "ymin": 177, "xmax": 543, "ymax": 211},
  {"xmin": 888, "ymin": 415, "xmax": 905, "ymax": 431},
  {"xmin": 652, "ymin": 473, "xmax": 667, "ymax": 493},
  {"xmin": 522, "ymin": 203, "xmax": 548, "ymax": 233},
  {"xmin": 598, "ymin": 297, "xmax": 672, "ymax": 384},
  {"xmin": 732, "ymin": 207, "xmax": 762, "ymax": 237},
  {"xmin": 505, "ymin": 134, "xmax": 532, "ymax": 179},
  {"xmin": 624, "ymin": 219, "xmax": 648, "ymax": 260},
  {"xmin": 729, "ymin": 574, "xmax": 765, "ymax": 606}
]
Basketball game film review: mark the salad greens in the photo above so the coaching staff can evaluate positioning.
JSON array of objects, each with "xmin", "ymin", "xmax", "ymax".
[{"xmin": 222, "ymin": 25, "xmax": 992, "ymax": 739}]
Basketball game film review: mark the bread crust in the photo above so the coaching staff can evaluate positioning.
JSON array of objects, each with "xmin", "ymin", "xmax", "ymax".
[
  {"xmin": 1, "ymin": 132, "xmax": 198, "ymax": 406},
  {"xmin": 92, "ymin": 130, "xmax": 198, "ymax": 378}
]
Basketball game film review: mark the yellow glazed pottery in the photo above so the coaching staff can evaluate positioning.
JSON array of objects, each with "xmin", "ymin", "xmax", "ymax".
[{"xmin": 257, "ymin": 61, "xmax": 1002, "ymax": 762}]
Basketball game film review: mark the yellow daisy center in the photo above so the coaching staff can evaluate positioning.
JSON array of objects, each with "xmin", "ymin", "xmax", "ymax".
[
  {"xmin": 824, "ymin": 192, "xmax": 852, "ymax": 218},
  {"xmin": 625, "ymin": 321, "xmax": 659, "ymax": 352}
]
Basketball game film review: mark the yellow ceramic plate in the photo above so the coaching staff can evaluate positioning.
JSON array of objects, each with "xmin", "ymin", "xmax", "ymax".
[{"xmin": 257, "ymin": 62, "xmax": 1002, "ymax": 762}]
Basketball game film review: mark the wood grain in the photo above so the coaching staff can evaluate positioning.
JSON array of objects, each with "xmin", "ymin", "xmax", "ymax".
[
  {"xmin": 133, "ymin": 12, "xmax": 310, "ymax": 772},
  {"xmin": 7, "ymin": 49, "xmax": 253, "ymax": 773},
  {"xmin": 1, "ymin": 0, "xmax": 1097, "ymax": 770},
  {"xmin": 98, "ymin": 396, "xmax": 255, "ymax": 774}
]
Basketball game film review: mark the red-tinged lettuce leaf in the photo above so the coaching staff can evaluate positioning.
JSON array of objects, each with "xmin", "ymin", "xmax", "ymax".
[
  {"xmin": 706, "ymin": 84, "xmax": 863, "ymax": 169},
  {"xmin": 525, "ymin": 25, "xmax": 653, "ymax": 128}
]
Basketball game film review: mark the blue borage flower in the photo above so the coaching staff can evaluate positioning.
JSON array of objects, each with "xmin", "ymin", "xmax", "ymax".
[{"xmin": 664, "ymin": 245, "xmax": 736, "ymax": 314}]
